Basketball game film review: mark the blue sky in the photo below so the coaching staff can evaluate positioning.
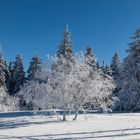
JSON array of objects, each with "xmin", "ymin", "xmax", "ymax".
[{"xmin": 0, "ymin": 0, "xmax": 140, "ymax": 69}]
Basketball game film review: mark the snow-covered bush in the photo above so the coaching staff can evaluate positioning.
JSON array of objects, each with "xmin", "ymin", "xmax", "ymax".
[
  {"xmin": 18, "ymin": 80, "xmax": 50, "ymax": 110},
  {"xmin": 0, "ymin": 86, "xmax": 19, "ymax": 112}
]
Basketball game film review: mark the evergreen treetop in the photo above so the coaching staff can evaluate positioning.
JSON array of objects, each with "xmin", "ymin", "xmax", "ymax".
[
  {"xmin": 27, "ymin": 55, "xmax": 41, "ymax": 81},
  {"xmin": 110, "ymin": 51, "xmax": 121, "ymax": 80},
  {"xmin": 57, "ymin": 25, "xmax": 73, "ymax": 59},
  {"xmin": 84, "ymin": 47, "xmax": 96, "ymax": 69},
  {"xmin": 11, "ymin": 54, "xmax": 26, "ymax": 94}
]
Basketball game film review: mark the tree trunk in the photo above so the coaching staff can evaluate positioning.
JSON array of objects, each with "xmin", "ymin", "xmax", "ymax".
[
  {"xmin": 63, "ymin": 109, "xmax": 66, "ymax": 121},
  {"xmin": 84, "ymin": 109, "xmax": 87, "ymax": 120},
  {"xmin": 73, "ymin": 110, "xmax": 79, "ymax": 120}
]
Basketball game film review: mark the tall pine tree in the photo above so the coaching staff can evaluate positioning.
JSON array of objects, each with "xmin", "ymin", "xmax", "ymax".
[
  {"xmin": 10, "ymin": 54, "xmax": 26, "ymax": 95},
  {"xmin": 110, "ymin": 51, "xmax": 121, "ymax": 80},
  {"xmin": 116, "ymin": 28, "xmax": 140, "ymax": 111},
  {"xmin": 57, "ymin": 25, "xmax": 73, "ymax": 60}
]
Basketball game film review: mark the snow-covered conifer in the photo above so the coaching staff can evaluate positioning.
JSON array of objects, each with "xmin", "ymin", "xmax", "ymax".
[
  {"xmin": 110, "ymin": 51, "xmax": 121, "ymax": 80},
  {"xmin": 57, "ymin": 25, "xmax": 73, "ymax": 59},
  {"xmin": 10, "ymin": 54, "xmax": 26, "ymax": 95},
  {"xmin": 4, "ymin": 61, "xmax": 11, "ymax": 92},
  {"xmin": 84, "ymin": 47, "xmax": 96, "ymax": 69},
  {"xmin": 46, "ymin": 26, "xmax": 75, "ymax": 120},
  {"xmin": 115, "ymin": 28, "xmax": 140, "ymax": 111},
  {"xmin": 27, "ymin": 55, "xmax": 41, "ymax": 81}
]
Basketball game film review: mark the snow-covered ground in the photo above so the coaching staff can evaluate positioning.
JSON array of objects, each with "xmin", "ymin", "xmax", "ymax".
[{"xmin": 0, "ymin": 112, "xmax": 140, "ymax": 140}]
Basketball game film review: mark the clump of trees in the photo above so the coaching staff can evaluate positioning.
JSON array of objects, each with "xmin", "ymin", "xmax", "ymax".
[
  {"xmin": 114, "ymin": 28, "xmax": 140, "ymax": 111},
  {"xmin": 18, "ymin": 26, "xmax": 115, "ymax": 120},
  {"xmin": 0, "ymin": 49, "xmax": 18, "ymax": 112},
  {"xmin": 0, "ymin": 26, "xmax": 140, "ymax": 117}
]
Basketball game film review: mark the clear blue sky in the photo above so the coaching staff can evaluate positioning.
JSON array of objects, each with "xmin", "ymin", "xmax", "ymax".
[{"xmin": 0, "ymin": 0, "xmax": 140, "ymax": 69}]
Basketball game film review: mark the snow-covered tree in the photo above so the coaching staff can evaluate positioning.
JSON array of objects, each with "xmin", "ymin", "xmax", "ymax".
[
  {"xmin": 96, "ymin": 61, "xmax": 100, "ymax": 69},
  {"xmin": 18, "ymin": 59, "xmax": 51, "ymax": 110},
  {"xmin": 0, "ymin": 86, "xmax": 19, "ymax": 112},
  {"xmin": 84, "ymin": 47, "xmax": 96, "ymax": 69},
  {"xmin": 49, "ymin": 25, "xmax": 74, "ymax": 120},
  {"xmin": 8, "ymin": 61, "xmax": 14, "ymax": 95},
  {"xmin": 68, "ymin": 54, "xmax": 92, "ymax": 120},
  {"xmin": 95, "ymin": 71, "xmax": 116, "ymax": 113},
  {"xmin": 110, "ymin": 51, "xmax": 121, "ymax": 80},
  {"xmin": 115, "ymin": 28, "xmax": 140, "ymax": 111},
  {"xmin": 10, "ymin": 54, "xmax": 26, "ymax": 95},
  {"xmin": 49, "ymin": 51, "xmax": 115, "ymax": 120},
  {"xmin": 57, "ymin": 25, "xmax": 73, "ymax": 59},
  {"xmin": 18, "ymin": 80, "xmax": 50, "ymax": 110},
  {"xmin": 0, "ymin": 49, "xmax": 19, "ymax": 111},
  {"xmin": 17, "ymin": 27, "xmax": 116, "ymax": 120},
  {"xmin": 27, "ymin": 55, "xmax": 41, "ymax": 81},
  {"xmin": 104, "ymin": 65, "xmax": 113, "ymax": 76},
  {"xmin": 19, "ymin": 53, "xmax": 115, "ymax": 120},
  {"xmin": 70, "ymin": 53, "xmax": 115, "ymax": 120},
  {"xmin": 0, "ymin": 49, "xmax": 6, "ymax": 86},
  {"xmin": 4, "ymin": 61, "xmax": 11, "ymax": 92},
  {"xmin": 34, "ymin": 61, "xmax": 51, "ymax": 83}
]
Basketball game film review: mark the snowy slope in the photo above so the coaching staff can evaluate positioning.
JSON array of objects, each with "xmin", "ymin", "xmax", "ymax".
[{"xmin": 0, "ymin": 112, "xmax": 140, "ymax": 140}]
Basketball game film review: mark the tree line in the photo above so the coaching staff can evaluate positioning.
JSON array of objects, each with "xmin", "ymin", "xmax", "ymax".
[{"xmin": 0, "ymin": 26, "xmax": 140, "ymax": 119}]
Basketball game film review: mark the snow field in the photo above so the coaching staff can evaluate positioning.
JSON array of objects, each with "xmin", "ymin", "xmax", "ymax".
[{"xmin": 0, "ymin": 113, "xmax": 140, "ymax": 140}]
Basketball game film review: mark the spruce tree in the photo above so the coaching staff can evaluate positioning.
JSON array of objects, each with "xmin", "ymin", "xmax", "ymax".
[
  {"xmin": 84, "ymin": 47, "xmax": 96, "ymax": 69},
  {"xmin": 57, "ymin": 25, "xmax": 73, "ymax": 60},
  {"xmin": 27, "ymin": 55, "xmax": 41, "ymax": 81},
  {"xmin": 10, "ymin": 54, "xmax": 26, "ymax": 95},
  {"xmin": 96, "ymin": 61, "xmax": 100, "ymax": 69},
  {"xmin": 52, "ymin": 25, "xmax": 74, "ymax": 77},
  {"xmin": 101, "ymin": 60, "xmax": 105, "ymax": 72},
  {"xmin": 110, "ymin": 51, "xmax": 121, "ymax": 80},
  {"xmin": 4, "ymin": 61, "xmax": 10, "ymax": 92},
  {"xmin": 8, "ymin": 61, "xmax": 14, "ymax": 95},
  {"xmin": 0, "ymin": 49, "xmax": 18, "ymax": 111},
  {"xmin": 104, "ymin": 65, "xmax": 113, "ymax": 76},
  {"xmin": 116, "ymin": 28, "xmax": 140, "ymax": 111}
]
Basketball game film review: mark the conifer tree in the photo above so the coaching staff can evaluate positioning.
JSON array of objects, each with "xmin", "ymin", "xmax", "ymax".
[
  {"xmin": 101, "ymin": 60, "xmax": 105, "ymax": 72},
  {"xmin": 27, "ymin": 55, "xmax": 41, "ymax": 81},
  {"xmin": 110, "ymin": 51, "xmax": 121, "ymax": 80},
  {"xmin": 96, "ymin": 61, "xmax": 100, "ymax": 69},
  {"xmin": 0, "ymin": 50, "xmax": 18, "ymax": 111},
  {"xmin": 104, "ymin": 65, "xmax": 113, "ymax": 76},
  {"xmin": 10, "ymin": 54, "xmax": 26, "ymax": 95},
  {"xmin": 4, "ymin": 61, "xmax": 10, "ymax": 92},
  {"xmin": 57, "ymin": 25, "xmax": 73, "ymax": 60},
  {"xmin": 51, "ymin": 25, "xmax": 74, "ymax": 121},
  {"xmin": 116, "ymin": 28, "xmax": 140, "ymax": 111},
  {"xmin": 8, "ymin": 61, "xmax": 14, "ymax": 95},
  {"xmin": 84, "ymin": 47, "xmax": 96, "ymax": 69}
]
